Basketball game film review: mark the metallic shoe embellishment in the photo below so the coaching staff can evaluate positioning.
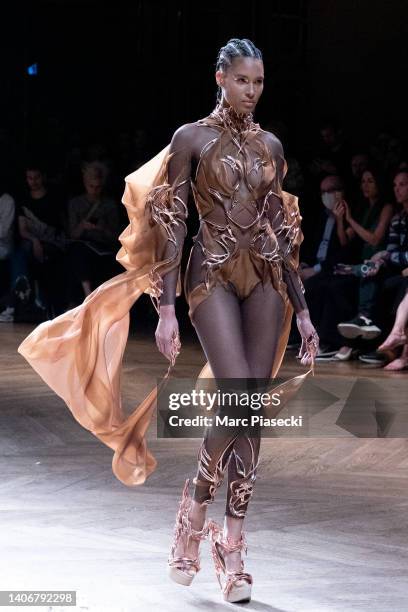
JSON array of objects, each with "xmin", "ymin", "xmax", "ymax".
[
  {"xmin": 167, "ymin": 478, "xmax": 209, "ymax": 586},
  {"xmin": 208, "ymin": 519, "xmax": 253, "ymax": 603}
]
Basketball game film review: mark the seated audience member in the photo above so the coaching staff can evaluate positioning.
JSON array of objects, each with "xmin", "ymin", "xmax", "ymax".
[
  {"xmin": 351, "ymin": 153, "xmax": 370, "ymax": 181},
  {"xmin": 317, "ymin": 118, "xmax": 352, "ymax": 181},
  {"xmin": 0, "ymin": 182, "xmax": 15, "ymax": 283},
  {"xmin": 337, "ymin": 169, "xmax": 408, "ymax": 367},
  {"xmin": 0, "ymin": 177, "xmax": 16, "ymax": 320},
  {"xmin": 66, "ymin": 161, "xmax": 122, "ymax": 300},
  {"xmin": 18, "ymin": 162, "xmax": 66, "ymax": 246},
  {"xmin": 348, "ymin": 152, "xmax": 370, "ymax": 207},
  {"xmin": 332, "ymin": 168, "xmax": 393, "ymax": 357},
  {"xmin": 300, "ymin": 174, "xmax": 356, "ymax": 279},
  {"xmin": 295, "ymin": 174, "xmax": 357, "ymax": 355},
  {"xmin": 0, "ymin": 163, "xmax": 66, "ymax": 321}
]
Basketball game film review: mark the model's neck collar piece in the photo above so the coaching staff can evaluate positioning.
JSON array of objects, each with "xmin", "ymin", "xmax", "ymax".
[{"xmin": 210, "ymin": 102, "xmax": 256, "ymax": 136}]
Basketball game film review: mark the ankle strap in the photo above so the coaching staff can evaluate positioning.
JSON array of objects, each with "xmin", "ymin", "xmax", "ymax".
[
  {"xmin": 174, "ymin": 479, "xmax": 210, "ymax": 542},
  {"xmin": 218, "ymin": 532, "xmax": 247, "ymax": 553},
  {"xmin": 188, "ymin": 519, "xmax": 210, "ymax": 541},
  {"xmin": 208, "ymin": 520, "xmax": 248, "ymax": 553}
]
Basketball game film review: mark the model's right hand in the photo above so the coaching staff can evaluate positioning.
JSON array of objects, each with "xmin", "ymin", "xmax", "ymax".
[{"xmin": 155, "ymin": 307, "xmax": 180, "ymax": 363}]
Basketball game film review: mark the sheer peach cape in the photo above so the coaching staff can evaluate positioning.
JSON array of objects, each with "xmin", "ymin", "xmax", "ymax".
[{"xmin": 17, "ymin": 145, "xmax": 306, "ymax": 487}]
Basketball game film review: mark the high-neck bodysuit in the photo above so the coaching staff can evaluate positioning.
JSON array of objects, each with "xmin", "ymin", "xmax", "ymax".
[
  {"xmin": 153, "ymin": 103, "xmax": 306, "ymax": 321},
  {"xmin": 150, "ymin": 103, "xmax": 307, "ymax": 518}
]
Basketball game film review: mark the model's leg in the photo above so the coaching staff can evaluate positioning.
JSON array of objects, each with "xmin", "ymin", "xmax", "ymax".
[
  {"xmin": 192, "ymin": 282, "xmax": 253, "ymax": 502},
  {"xmin": 173, "ymin": 283, "xmax": 252, "ymax": 567},
  {"xmin": 222, "ymin": 281, "xmax": 286, "ymax": 572}
]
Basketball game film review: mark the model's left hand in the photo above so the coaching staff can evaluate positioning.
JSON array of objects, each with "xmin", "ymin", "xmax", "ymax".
[{"xmin": 296, "ymin": 312, "xmax": 319, "ymax": 367}]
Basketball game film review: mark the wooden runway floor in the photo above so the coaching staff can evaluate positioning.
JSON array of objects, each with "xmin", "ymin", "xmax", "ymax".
[{"xmin": 0, "ymin": 323, "xmax": 407, "ymax": 611}]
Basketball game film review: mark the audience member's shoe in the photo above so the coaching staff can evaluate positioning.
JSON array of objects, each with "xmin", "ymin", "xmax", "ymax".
[
  {"xmin": 358, "ymin": 351, "xmax": 387, "ymax": 365},
  {"xmin": 332, "ymin": 346, "xmax": 359, "ymax": 361},
  {"xmin": 0, "ymin": 306, "xmax": 15, "ymax": 322},
  {"xmin": 315, "ymin": 351, "xmax": 339, "ymax": 362},
  {"xmin": 297, "ymin": 344, "xmax": 336, "ymax": 360},
  {"xmin": 14, "ymin": 275, "xmax": 31, "ymax": 303},
  {"xmin": 317, "ymin": 346, "xmax": 338, "ymax": 357},
  {"xmin": 315, "ymin": 345, "xmax": 338, "ymax": 360},
  {"xmin": 338, "ymin": 315, "xmax": 381, "ymax": 340}
]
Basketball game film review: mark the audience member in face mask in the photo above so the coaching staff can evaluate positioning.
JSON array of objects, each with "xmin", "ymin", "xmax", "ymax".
[
  {"xmin": 300, "ymin": 174, "xmax": 352, "ymax": 281},
  {"xmin": 290, "ymin": 175, "xmax": 358, "ymax": 356},
  {"xmin": 321, "ymin": 187, "xmax": 340, "ymax": 213}
]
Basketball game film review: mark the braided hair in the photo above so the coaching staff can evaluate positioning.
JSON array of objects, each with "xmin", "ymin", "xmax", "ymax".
[{"xmin": 215, "ymin": 38, "xmax": 263, "ymax": 103}]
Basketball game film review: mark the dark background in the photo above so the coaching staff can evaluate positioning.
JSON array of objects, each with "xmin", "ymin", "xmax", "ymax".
[{"xmin": 1, "ymin": 0, "xmax": 407, "ymax": 168}]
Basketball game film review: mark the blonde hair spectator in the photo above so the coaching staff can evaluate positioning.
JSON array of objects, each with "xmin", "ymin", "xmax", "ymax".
[{"xmin": 81, "ymin": 161, "xmax": 108, "ymax": 184}]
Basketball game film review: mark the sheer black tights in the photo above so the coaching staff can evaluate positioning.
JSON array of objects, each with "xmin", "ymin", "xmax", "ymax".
[{"xmin": 191, "ymin": 280, "xmax": 286, "ymax": 518}]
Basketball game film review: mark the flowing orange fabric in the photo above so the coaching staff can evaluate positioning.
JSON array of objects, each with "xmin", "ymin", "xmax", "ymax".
[{"xmin": 17, "ymin": 145, "xmax": 309, "ymax": 487}]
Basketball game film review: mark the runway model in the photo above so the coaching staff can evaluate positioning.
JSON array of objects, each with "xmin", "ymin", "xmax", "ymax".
[
  {"xmin": 155, "ymin": 38, "xmax": 319, "ymax": 603},
  {"xmin": 17, "ymin": 37, "xmax": 318, "ymax": 604}
]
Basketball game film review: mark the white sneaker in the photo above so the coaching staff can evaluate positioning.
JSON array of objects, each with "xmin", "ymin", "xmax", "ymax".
[
  {"xmin": 332, "ymin": 347, "xmax": 359, "ymax": 361},
  {"xmin": 337, "ymin": 315, "xmax": 381, "ymax": 340},
  {"xmin": 0, "ymin": 306, "xmax": 15, "ymax": 322}
]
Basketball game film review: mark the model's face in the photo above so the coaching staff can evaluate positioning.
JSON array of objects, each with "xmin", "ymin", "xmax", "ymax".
[
  {"xmin": 216, "ymin": 57, "xmax": 264, "ymax": 115},
  {"xmin": 361, "ymin": 171, "xmax": 378, "ymax": 200},
  {"xmin": 394, "ymin": 172, "xmax": 408, "ymax": 205},
  {"xmin": 26, "ymin": 170, "xmax": 44, "ymax": 191}
]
